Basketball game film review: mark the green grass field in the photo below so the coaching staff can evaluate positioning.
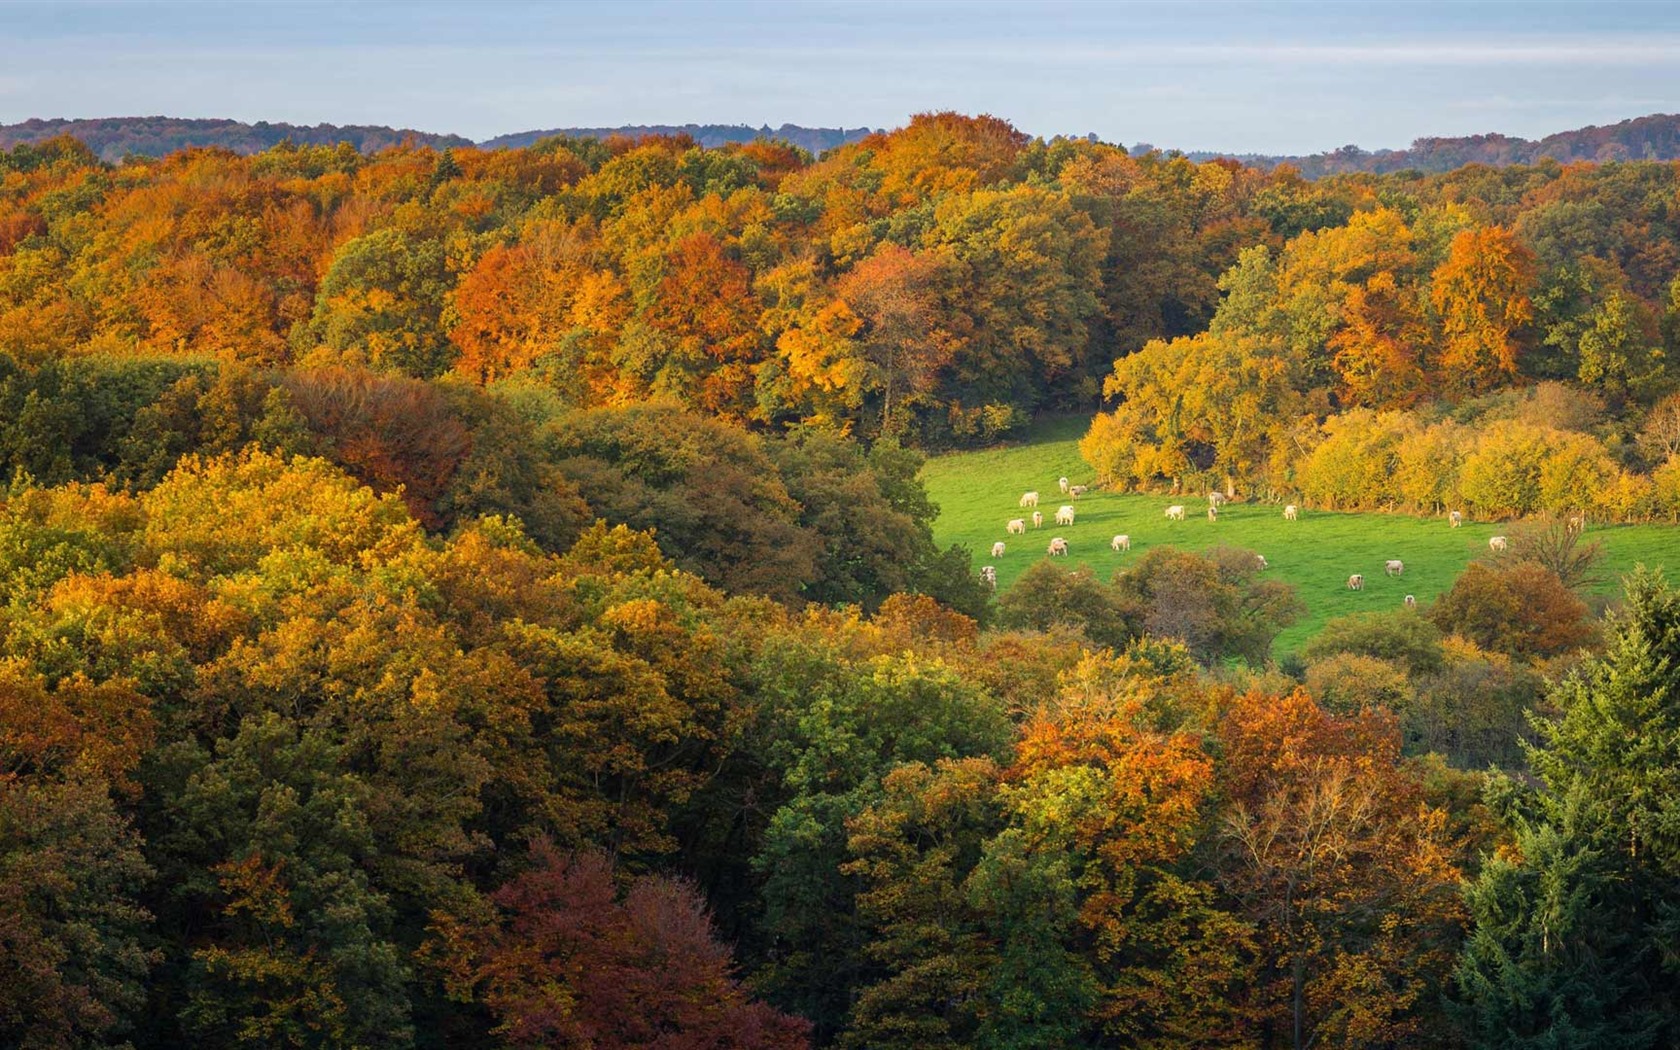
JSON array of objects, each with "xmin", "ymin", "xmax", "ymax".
[{"xmin": 922, "ymin": 416, "xmax": 1680, "ymax": 653}]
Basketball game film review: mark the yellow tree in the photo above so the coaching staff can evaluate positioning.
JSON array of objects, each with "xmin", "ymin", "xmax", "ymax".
[
  {"xmin": 1431, "ymin": 227, "xmax": 1536, "ymax": 398},
  {"xmin": 1089, "ymin": 329, "xmax": 1304, "ymax": 494},
  {"xmin": 1275, "ymin": 207, "xmax": 1418, "ymax": 357}
]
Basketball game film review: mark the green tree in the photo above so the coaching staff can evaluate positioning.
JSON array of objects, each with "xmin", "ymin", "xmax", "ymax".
[
  {"xmin": 303, "ymin": 228, "xmax": 457, "ymax": 378},
  {"xmin": 158, "ymin": 715, "xmax": 416, "ymax": 1049},
  {"xmin": 1455, "ymin": 571, "xmax": 1680, "ymax": 1045},
  {"xmin": 0, "ymin": 779, "xmax": 155, "ymax": 1050},
  {"xmin": 995, "ymin": 562, "xmax": 1140, "ymax": 650},
  {"xmin": 545, "ymin": 403, "xmax": 819, "ymax": 603},
  {"xmin": 749, "ymin": 639, "xmax": 1011, "ymax": 1039},
  {"xmin": 1303, "ymin": 609, "xmax": 1446, "ymax": 678},
  {"xmin": 839, "ymin": 758, "xmax": 1009, "ymax": 1050}
]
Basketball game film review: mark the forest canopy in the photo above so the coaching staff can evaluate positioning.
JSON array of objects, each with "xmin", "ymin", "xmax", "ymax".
[{"xmin": 3, "ymin": 112, "xmax": 1680, "ymax": 1049}]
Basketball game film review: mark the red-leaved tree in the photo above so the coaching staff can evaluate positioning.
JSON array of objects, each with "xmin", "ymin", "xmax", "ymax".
[{"xmin": 435, "ymin": 841, "xmax": 811, "ymax": 1050}]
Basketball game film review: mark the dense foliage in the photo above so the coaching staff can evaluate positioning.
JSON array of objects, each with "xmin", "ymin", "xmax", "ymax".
[
  {"xmin": 4, "ymin": 114, "xmax": 1680, "ymax": 1048},
  {"xmin": 1082, "ymin": 156, "xmax": 1680, "ymax": 518},
  {"xmin": 0, "ymin": 438, "xmax": 1670, "ymax": 1047},
  {"xmin": 0, "ymin": 113, "xmax": 1321, "ymax": 445}
]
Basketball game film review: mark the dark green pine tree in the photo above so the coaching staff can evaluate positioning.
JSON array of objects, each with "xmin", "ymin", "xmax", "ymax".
[
  {"xmin": 1454, "ymin": 569, "xmax": 1680, "ymax": 1048},
  {"xmin": 428, "ymin": 147, "xmax": 461, "ymax": 190}
]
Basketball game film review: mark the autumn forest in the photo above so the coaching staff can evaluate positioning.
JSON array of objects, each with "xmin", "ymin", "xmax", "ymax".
[{"xmin": 2, "ymin": 112, "xmax": 1679, "ymax": 1049}]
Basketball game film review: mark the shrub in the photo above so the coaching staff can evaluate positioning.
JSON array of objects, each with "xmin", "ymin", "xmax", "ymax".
[
  {"xmin": 1303, "ymin": 609, "xmax": 1446, "ymax": 677},
  {"xmin": 1457, "ymin": 420, "xmax": 1553, "ymax": 518},
  {"xmin": 995, "ymin": 562, "xmax": 1140, "ymax": 650},
  {"xmin": 1429, "ymin": 562, "xmax": 1596, "ymax": 659},
  {"xmin": 1114, "ymin": 546, "xmax": 1302, "ymax": 665},
  {"xmin": 1304, "ymin": 652, "xmax": 1413, "ymax": 715}
]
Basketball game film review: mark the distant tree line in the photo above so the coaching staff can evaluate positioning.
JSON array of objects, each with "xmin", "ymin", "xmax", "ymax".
[
  {"xmin": 1194, "ymin": 111, "xmax": 1680, "ymax": 176},
  {"xmin": 0, "ymin": 116, "xmax": 473, "ymax": 162}
]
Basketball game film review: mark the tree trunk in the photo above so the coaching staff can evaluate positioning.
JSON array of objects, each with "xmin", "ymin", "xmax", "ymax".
[
  {"xmin": 881, "ymin": 344, "xmax": 896, "ymax": 434},
  {"xmin": 1292, "ymin": 952, "xmax": 1306, "ymax": 1050}
]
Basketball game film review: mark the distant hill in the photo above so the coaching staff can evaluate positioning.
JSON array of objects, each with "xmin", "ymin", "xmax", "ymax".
[
  {"xmin": 0, "ymin": 117, "xmax": 472, "ymax": 162},
  {"xmin": 478, "ymin": 123, "xmax": 877, "ymax": 154},
  {"xmin": 1187, "ymin": 112, "xmax": 1680, "ymax": 177},
  {"xmin": 9, "ymin": 112, "xmax": 1680, "ymax": 174},
  {"xmin": 0, "ymin": 116, "xmax": 875, "ymax": 162}
]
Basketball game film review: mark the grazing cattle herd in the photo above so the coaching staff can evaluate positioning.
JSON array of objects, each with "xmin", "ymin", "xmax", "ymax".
[{"xmin": 982, "ymin": 482, "xmax": 1525, "ymax": 612}]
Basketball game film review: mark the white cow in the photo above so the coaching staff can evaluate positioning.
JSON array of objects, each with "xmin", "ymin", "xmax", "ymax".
[
  {"xmin": 1032, "ymin": 511, "xmax": 1044, "ymax": 529},
  {"xmin": 1208, "ymin": 491, "xmax": 1227, "ymax": 507},
  {"xmin": 1255, "ymin": 554, "xmax": 1269, "ymax": 571},
  {"xmin": 1048, "ymin": 537, "xmax": 1069, "ymax": 557},
  {"xmin": 1348, "ymin": 574, "xmax": 1365, "ymax": 591},
  {"xmin": 991, "ymin": 541, "xmax": 1006, "ymax": 558},
  {"xmin": 1111, "ymin": 534, "xmax": 1131, "ymax": 552},
  {"xmin": 1386, "ymin": 559, "xmax": 1404, "ymax": 577},
  {"xmin": 1489, "ymin": 535, "xmax": 1508, "ymax": 553},
  {"xmin": 1284, "ymin": 504, "xmax": 1299, "ymax": 521},
  {"xmin": 1006, "ymin": 518, "xmax": 1027, "ymax": 535},
  {"xmin": 1449, "ymin": 510, "xmax": 1463, "ymax": 528},
  {"xmin": 980, "ymin": 565, "xmax": 997, "ymax": 588},
  {"xmin": 1058, "ymin": 476, "xmax": 1070, "ymax": 494},
  {"xmin": 1404, "ymin": 594, "xmax": 1417, "ymax": 609},
  {"xmin": 1069, "ymin": 485, "xmax": 1089, "ymax": 499},
  {"xmin": 1207, "ymin": 505, "xmax": 1219, "ymax": 522},
  {"xmin": 1166, "ymin": 505, "xmax": 1187, "ymax": 521},
  {"xmin": 1055, "ymin": 505, "xmax": 1076, "ymax": 526},
  {"xmin": 1020, "ymin": 491, "xmax": 1040, "ymax": 508}
]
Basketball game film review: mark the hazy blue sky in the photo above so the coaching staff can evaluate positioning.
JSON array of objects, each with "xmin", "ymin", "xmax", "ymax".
[{"xmin": 3, "ymin": 1, "xmax": 1679, "ymax": 153}]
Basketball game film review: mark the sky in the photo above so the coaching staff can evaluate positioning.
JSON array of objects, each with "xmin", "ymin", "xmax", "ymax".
[{"xmin": 3, "ymin": 0, "xmax": 1680, "ymax": 154}]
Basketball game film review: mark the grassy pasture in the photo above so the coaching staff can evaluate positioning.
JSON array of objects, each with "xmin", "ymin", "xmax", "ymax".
[{"xmin": 922, "ymin": 417, "xmax": 1680, "ymax": 653}]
